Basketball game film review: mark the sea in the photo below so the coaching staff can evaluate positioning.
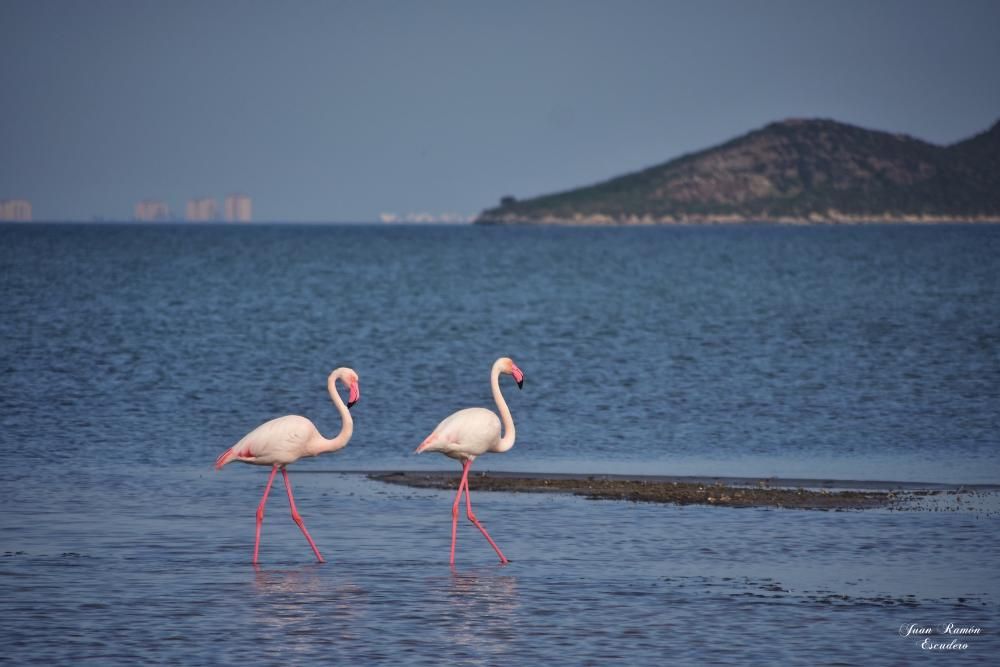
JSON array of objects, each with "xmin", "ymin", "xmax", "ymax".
[{"xmin": 2, "ymin": 222, "xmax": 998, "ymax": 664}]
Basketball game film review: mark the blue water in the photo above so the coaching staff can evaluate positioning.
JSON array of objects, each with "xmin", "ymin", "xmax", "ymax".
[
  {"xmin": 3, "ymin": 222, "xmax": 998, "ymax": 481},
  {"xmin": 2, "ymin": 222, "xmax": 999, "ymax": 664}
]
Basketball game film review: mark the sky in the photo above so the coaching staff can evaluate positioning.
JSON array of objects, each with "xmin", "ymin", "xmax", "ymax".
[{"xmin": 1, "ymin": 0, "xmax": 998, "ymax": 222}]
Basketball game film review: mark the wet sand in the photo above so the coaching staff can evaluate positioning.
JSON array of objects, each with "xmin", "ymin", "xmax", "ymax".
[{"xmin": 368, "ymin": 470, "xmax": 916, "ymax": 510}]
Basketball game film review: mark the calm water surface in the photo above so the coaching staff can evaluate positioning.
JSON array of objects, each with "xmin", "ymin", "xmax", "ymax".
[
  {"xmin": 2, "ymin": 223, "xmax": 999, "ymax": 664},
  {"xmin": 2, "ymin": 469, "xmax": 998, "ymax": 664}
]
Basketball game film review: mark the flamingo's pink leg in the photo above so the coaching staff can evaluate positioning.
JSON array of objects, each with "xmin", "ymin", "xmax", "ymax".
[
  {"xmin": 463, "ymin": 466, "xmax": 509, "ymax": 564},
  {"xmin": 281, "ymin": 468, "xmax": 325, "ymax": 563},
  {"xmin": 253, "ymin": 466, "xmax": 279, "ymax": 565},
  {"xmin": 450, "ymin": 461, "xmax": 473, "ymax": 565}
]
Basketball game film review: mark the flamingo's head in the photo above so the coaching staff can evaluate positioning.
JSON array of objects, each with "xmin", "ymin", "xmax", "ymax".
[
  {"xmin": 333, "ymin": 367, "xmax": 360, "ymax": 409},
  {"xmin": 347, "ymin": 371, "xmax": 360, "ymax": 409},
  {"xmin": 500, "ymin": 357, "xmax": 524, "ymax": 389}
]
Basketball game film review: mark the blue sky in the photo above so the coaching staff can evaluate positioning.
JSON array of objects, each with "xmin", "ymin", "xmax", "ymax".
[{"xmin": 2, "ymin": 0, "xmax": 998, "ymax": 221}]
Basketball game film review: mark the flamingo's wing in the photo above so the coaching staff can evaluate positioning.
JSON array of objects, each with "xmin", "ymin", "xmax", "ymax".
[
  {"xmin": 418, "ymin": 408, "xmax": 501, "ymax": 456},
  {"xmin": 215, "ymin": 416, "xmax": 315, "ymax": 469}
]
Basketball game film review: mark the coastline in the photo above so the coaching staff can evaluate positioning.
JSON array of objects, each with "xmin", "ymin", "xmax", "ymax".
[{"xmin": 475, "ymin": 213, "xmax": 1000, "ymax": 226}]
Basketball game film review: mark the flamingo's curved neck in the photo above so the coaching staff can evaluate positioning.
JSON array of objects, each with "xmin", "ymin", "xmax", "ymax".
[
  {"xmin": 316, "ymin": 372, "xmax": 353, "ymax": 454},
  {"xmin": 491, "ymin": 362, "xmax": 516, "ymax": 452}
]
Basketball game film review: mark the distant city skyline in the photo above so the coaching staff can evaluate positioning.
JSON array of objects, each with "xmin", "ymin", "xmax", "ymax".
[
  {"xmin": 130, "ymin": 193, "xmax": 253, "ymax": 222},
  {"xmin": 1, "ymin": 0, "xmax": 998, "ymax": 222}
]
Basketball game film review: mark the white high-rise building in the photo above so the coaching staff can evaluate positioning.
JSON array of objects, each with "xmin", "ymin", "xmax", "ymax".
[
  {"xmin": 224, "ymin": 194, "xmax": 252, "ymax": 222},
  {"xmin": 186, "ymin": 198, "xmax": 218, "ymax": 222},
  {"xmin": 0, "ymin": 199, "xmax": 32, "ymax": 221},
  {"xmin": 134, "ymin": 200, "xmax": 170, "ymax": 222}
]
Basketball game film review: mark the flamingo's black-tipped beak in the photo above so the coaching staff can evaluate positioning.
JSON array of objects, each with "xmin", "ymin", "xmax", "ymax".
[
  {"xmin": 348, "ymin": 381, "xmax": 360, "ymax": 409},
  {"xmin": 512, "ymin": 365, "xmax": 524, "ymax": 390}
]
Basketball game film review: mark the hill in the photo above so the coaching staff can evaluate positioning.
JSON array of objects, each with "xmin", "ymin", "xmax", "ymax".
[{"xmin": 476, "ymin": 118, "xmax": 1000, "ymax": 224}]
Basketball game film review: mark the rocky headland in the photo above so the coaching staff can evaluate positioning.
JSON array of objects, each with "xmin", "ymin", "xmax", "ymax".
[{"xmin": 477, "ymin": 118, "xmax": 1000, "ymax": 225}]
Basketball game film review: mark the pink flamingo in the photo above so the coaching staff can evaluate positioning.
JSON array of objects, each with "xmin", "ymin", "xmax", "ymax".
[
  {"xmin": 416, "ymin": 357, "xmax": 524, "ymax": 565},
  {"xmin": 215, "ymin": 367, "xmax": 360, "ymax": 565}
]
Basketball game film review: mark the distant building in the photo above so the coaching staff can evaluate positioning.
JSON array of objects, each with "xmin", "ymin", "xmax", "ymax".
[
  {"xmin": 186, "ymin": 197, "xmax": 218, "ymax": 222},
  {"xmin": 0, "ymin": 199, "xmax": 32, "ymax": 222},
  {"xmin": 224, "ymin": 193, "xmax": 252, "ymax": 222},
  {"xmin": 381, "ymin": 211, "xmax": 472, "ymax": 224},
  {"xmin": 134, "ymin": 199, "xmax": 170, "ymax": 222}
]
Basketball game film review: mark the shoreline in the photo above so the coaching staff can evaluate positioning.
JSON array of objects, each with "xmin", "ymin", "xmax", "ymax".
[
  {"xmin": 475, "ymin": 215, "xmax": 1000, "ymax": 226},
  {"xmin": 358, "ymin": 470, "xmax": 998, "ymax": 511}
]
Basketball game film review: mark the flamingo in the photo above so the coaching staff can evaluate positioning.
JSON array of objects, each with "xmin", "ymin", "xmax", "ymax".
[
  {"xmin": 214, "ymin": 367, "xmax": 360, "ymax": 565},
  {"xmin": 416, "ymin": 357, "xmax": 524, "ymax": 565}
]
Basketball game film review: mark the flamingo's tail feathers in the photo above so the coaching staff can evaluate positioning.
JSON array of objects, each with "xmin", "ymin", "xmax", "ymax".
[
  {"xmin": 415, "ymin": 434, "xmax": 438, "ymax": 454},
  {"xmin": 214, "ymin": 446, "xmax": 237, "ymax": 470},
  {"xmin": 216, "ymin": 442, "xmax": 256, "ymax": 469}
]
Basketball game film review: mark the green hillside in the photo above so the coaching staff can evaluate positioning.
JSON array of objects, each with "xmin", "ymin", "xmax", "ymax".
[{"xmin": 477, "ymin": 118, "xmax": 1000, "ymax": 224}]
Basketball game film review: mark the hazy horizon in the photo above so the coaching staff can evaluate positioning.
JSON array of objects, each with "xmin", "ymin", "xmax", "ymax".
[{"xmin": 2, "ymin": 0, "xmax": 998, "ymax": 222}]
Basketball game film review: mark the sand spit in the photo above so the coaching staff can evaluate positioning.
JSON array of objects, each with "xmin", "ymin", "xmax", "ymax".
[{"xmin": 369, "ymin": 471, "xmax": 905, "ymax": 510}]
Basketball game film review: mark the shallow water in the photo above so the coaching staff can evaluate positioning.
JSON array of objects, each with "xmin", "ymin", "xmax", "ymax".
[
  {"xmin": 2, "ymin": 222, "xmax": 999, "ymax": 663},
  {"xmin": 2, "ymin": 468, "xmax": 998, "ymax": 664}
]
